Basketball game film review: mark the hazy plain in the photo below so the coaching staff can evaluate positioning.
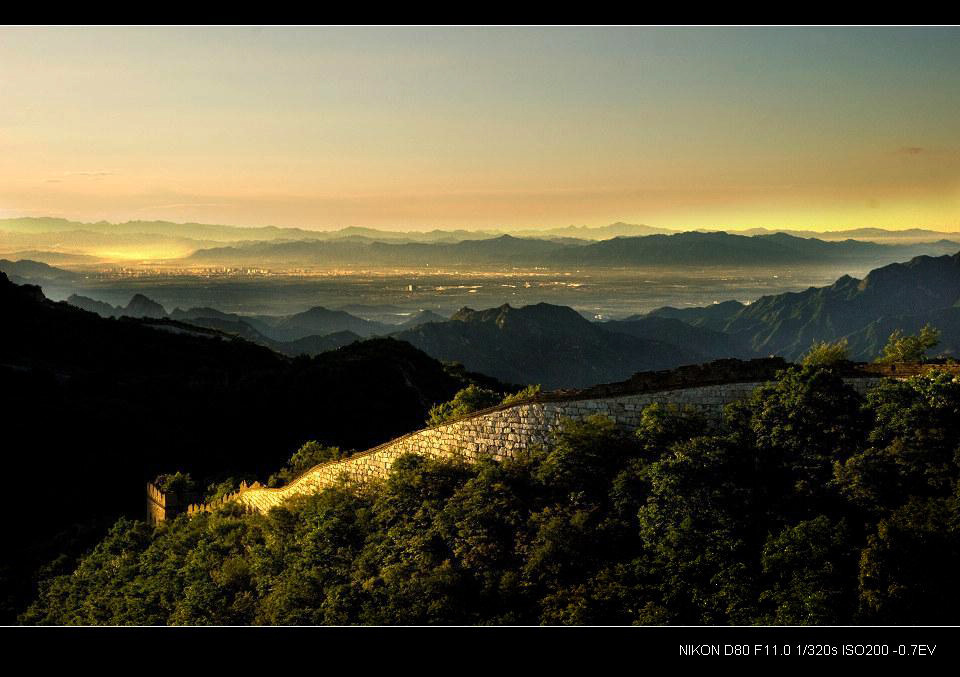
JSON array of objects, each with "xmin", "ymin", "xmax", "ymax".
[{"xmin": 36, "ymin": 263, "xmax": 876, "ymax": 322}]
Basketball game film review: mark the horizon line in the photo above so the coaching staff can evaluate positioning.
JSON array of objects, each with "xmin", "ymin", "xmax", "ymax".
[{"xmin": 3, "ymin": 214, "xmax": 959, "ymax": 236}]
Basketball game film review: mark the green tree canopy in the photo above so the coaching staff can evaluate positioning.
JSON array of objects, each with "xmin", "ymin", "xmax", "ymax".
[
  {"xmin": 426, "ymin": 385, "xmax": 502, "ymax": 426},
  {"xmin": 153, "ymin": 472, "xmax": 196, "ymax": 498},
  {"xmin": 801, "ymin": 338, "xmax": 849, "ymax": 367},
  {"xmin": 876, "ymin": 324, "xmax": 941, "ymax": 364},
  {"xmin": 268, "ymin": 441, "xmax": 346, "ymax": 488}
]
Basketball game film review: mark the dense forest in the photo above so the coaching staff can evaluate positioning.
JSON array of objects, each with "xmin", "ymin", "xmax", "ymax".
[{"xmin": 22, "ymin": 362, "xmax": 960, "ymax": 625}]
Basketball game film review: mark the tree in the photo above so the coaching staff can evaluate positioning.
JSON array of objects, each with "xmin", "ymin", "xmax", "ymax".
[
  {"xmin": 876, "ymin": 324, "xmax": 941, "ymax": 364},
  {"xmin": 835, "ymin": 369, "xmax": 960, "ymax": 513},
  {"xmin": 728, "ymin": 364, "xmax": 867, "ymax": 510},
  {"xmin": 154, "ymin": 472, "xmax": 196, "ymax": 499},
  {"xmin": 634, "ymin": 402, "xmax": 708, "ymax": 458},
  {"xmin": 426, "ymin": 385, "xmax": 501, "ymax": 426},
  {"xmin": 268, "ymin": 441, "xmax": 345, "ymax": 488},
  {"xmin": 757, "ymin": 516, "xmax": 857, "ymax": 625},
  {"xmin": 801, "ymin": 338, "xmax": 849, "ymax": 367},
  {"xmin": 858, "ymin": 497, "xmax": 960, "ymax": 624}
]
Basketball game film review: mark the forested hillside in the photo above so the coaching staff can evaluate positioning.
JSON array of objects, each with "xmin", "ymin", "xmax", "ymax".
[{"xmin": 23, "ymin": 363, "xmax": 960, "ymax": 625}]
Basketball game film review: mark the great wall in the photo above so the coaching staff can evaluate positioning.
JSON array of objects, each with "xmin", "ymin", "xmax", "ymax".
[{"xmin": 152, "ymin": 358, "xmax": 959, "ymax": 521}]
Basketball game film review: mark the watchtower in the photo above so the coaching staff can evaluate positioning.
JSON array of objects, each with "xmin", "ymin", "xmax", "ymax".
[{"xmin": 146, "ymin": 481, "xmax": 199, "ymax": 525}]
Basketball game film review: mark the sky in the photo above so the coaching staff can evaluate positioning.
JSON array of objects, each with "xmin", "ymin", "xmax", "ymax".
[{"xmin": 1, "ymin": 26, "xmax": 959, "ymax": 232}]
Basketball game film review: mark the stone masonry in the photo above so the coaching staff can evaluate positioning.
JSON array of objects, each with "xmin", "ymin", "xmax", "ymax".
[{"xmin": 192, "ymin": 357, "xmax": 922, "ymax": 515}]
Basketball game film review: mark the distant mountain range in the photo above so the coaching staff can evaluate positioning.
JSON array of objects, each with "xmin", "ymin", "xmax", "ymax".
[
  {"xmin": 185, "ymin": 231, "xmax": 960, "ymax": 270},
  {"xmin": 54, "ymin": 249, "xmax": 960, "ymax": 385},
  {"xmin": 4, "ymin": 216, "xmax": 957, "ymax": 243},
  {"xmin": 391, "ymin": 303, "xmax": 731, "ymax": 388},
  {"xmin": 0, "ymin": 258, "xmax": 81, "ymax": 285},
  {"xmin": 392, "ymin": 251, "xmax": 960, "ymax": 383},
  {"xmin": 0, "ymin": 216, "xmax": 722, "ymax": 244},
  {"xmin": 68, "ymin": 293, "xmax": 167, "ymax": 319},
  {"xmin": 737, "ymin": 226, "xmax": 960, "ymax": 243},
  {"xmin": 65, "ymin": 291, "xmax": 444, "ymax": 358},
  {"xmin": 59, "ymin": 285, "xmax": 748, "ymax": 387},
  {"xmin": 645, "ymin": 252, "xmax": 960, "ymax": 361},
  {"xmin": 4, "ymin": 216, "xmax": 958, "ymax": 266}
]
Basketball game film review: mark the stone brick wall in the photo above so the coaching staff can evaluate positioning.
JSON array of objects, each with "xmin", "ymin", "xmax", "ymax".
[
  {"xmin": 209, "ymin": 376, "xmax": 887, "ymax": 515},
  {"xmin": 188, "ymin": 360, "xmax": 960, "ymax": 517}
]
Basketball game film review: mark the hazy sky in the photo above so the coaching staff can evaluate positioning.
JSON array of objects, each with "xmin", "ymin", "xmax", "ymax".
[{"xmin": 1, "ymin": 26, "xmax": 959, "ymax": 231}]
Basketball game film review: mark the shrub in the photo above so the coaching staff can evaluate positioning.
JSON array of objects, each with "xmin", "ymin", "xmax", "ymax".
[{"xmin": 501, "ymin": 384, "xmax": 541, "ymax": 406}]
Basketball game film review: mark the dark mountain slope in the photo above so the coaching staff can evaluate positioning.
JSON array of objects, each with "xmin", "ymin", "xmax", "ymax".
[
  {"xmin": 722, "ymin": 253, "xmax": 960, "ymax": 358},
  {"xmin": 170, "ymin": 315, "xmax": 278, "ymax": 345},
  {"xmin": 397, "ymin": 309, "xmax": 448, "ymax": 328},
  {"xmin": 71, "ymin": 295, "xmax": 387, "ymax": 355},
  {"xmin": 549, "ymin": 231, "xmax": 960, "ymax": 267},
  {"xmin": 66, "ymin": 292, "xmax": 169, "ymax": 319},
  {"xmin": 393, "ymin": 302, "xmax": 703, "ymax": 388},
  {"xmin": 601, "ymin": 315, "xmax": 750, "ymax": 362},
  {"xmin": 640, "ymin": 252, "xmax": 960, "ymax": 362},
  {"xmin": 186, "ymin": 234, "xmax": 572, "ymax": 268},
  {"xmin": 169, "ymin": 306, "xmax": 241, "ymax": 323},
  {"xmin": 159, "ymin": 313, "xmax": 360, "ymax": 357},
  {"xmin": 124, "ymin": 293, "xmax": 166, "ymax": 318},
  {"xmin": 66, "ymin": 293, "xmax": 119, "ymax": 318},
  {"xmin": 0, "ymin": 272, "xmax": 493, "ymax": 621},
  {"xmin": 266, "ymin": 306, "xmax": 391, "ymax": 341},
  {"xmin": 272, "ymin": 330, "xmax": 362, "ymax": 356},
  {"xmin": 645, "ymin": 300, "xmax": 746, "ymax": 331},
  {"xmin": 840, "ymin": 306, "xmax": 960, "ymax": 361},
  {"xmin": 0, "ymin": 259, "xmax": 79, "ymax": 284}
]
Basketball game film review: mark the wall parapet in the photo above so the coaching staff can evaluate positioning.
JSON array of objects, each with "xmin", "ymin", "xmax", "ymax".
[{"xmin": 185, "ymin": 359, "xmax": 960, "ymax": 517}]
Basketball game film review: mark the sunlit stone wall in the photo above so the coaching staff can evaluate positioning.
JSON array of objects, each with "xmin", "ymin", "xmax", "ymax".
[{"xmin": 219, "ymin": 376, "xmax": 886, "ymax": 515}]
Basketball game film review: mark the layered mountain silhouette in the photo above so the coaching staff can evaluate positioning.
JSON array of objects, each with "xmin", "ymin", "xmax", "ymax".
[
  {"xmin": 63, "ymin": 291, "xmax": 731, "ymax": 386},
  {"xmin": 67, "ymin": 293, "xmax": 167, "ymax": 319},
  {"xmin": 397, "ymin": 309, "xmax": 448, "ymax": 328},
  {"xmin": 259, "ymin": 306, "xmax": 391, "ymax": 341},
  {"xmin": 0, "ymin": 258, "xmax": 80, "ymax": 285},
  {"xmin": 5, "ymin": 215, "xmax": 958, "ymax": 246},
  {"xmin": 392, "ymin": 303, "xmax": 708, "ymax": 388},
  {"xmin": 645, "ymin": 300, "xmax": 747, "ymax": 332},
  {"xmin": 392, "ymin": 252, "xmax": 960, "ymax": 382},
  {"xmin": 68, "ymin": 294, "xmax": 381, "ymax": 355},
  {"xmin": 552, "ymin": 232, "xmax": 960, "ymax": 267},
  {"xmin": 642, "ymin": 252, "xmax": 960, "ymax": 361},
  {"xmin": 57, "ymin": 251, "xmax": 960, "ymax": 383},
  {"xmin": 185, "ymin": 231, "xmax": 960, "ymax": 269},
  {"xmin": 601, "ymin": 315, "xmax": 747, "ymax": 362}
]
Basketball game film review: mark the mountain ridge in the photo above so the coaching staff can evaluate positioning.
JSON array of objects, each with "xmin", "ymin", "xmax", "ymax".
[{"xmin": 184, "ymin": 231, "xmax": 960, "ymax": 269}]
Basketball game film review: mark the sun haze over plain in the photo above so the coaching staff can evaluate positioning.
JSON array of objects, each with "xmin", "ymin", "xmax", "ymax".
[{"xmin": 1, "ymin": 26, "xmax": 959, "ymax": 232}]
